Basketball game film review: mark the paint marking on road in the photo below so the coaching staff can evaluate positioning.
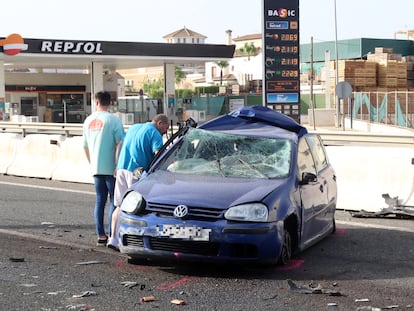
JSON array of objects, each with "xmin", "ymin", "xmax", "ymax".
[
  {"xmin": 156, "ymin": 277, "xmax": 197, "ymax": 291},
  {"xmin": 276, "ymin": 259, "xmax": 305, "ymax": 271},
  {"xmin": 0, "ymin": 181, "xmax": 94, "ymax": 195},
  {"xmin": 336, "ymin": 220, "xmax": 414, "ymax": 233}
]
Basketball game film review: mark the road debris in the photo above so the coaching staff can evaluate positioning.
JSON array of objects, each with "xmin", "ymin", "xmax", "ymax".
[
  {"xmin": 355, "ymin": 299, "xmax": 370, "ymax": 302},
  {"xmin": 171, "ymin": 299, "xmax": 186, "ymax": 305},
  {"xmin": 72, "ymin": 291, "xmax": 97, "ymax": 298},
  {"xmin": 120, "ymin": 281, "xmax": 139, "ymax": 289},
  {"xmin": 9, "ymin": 257, "xmax": 25, "ymax": 262},
  {"xmin": 287, "ymin": 279, "xmax": 343, "ymax": 296},
  {"xmin": 41, "ymin": 221, "xmax": 55, "ymax": 227},
  {"xmin": 75, "ymin": 261, "xmax": 106, "ymax": 265},
  {"xmin": 47, "ymin": 290, "xmax": 66, "ymax": 295},
  {"xmin": 355, "ymin": 305, "xmax": 401, "ymax": 310},
  {"xmin": 140, "ymin": 295, "xmax": 155, "ymax": 302},
  {"xmin": 65, "ymin": 304, "xmax": 96, "ymax": 311},
  {"xmin": 351, "ymin": 194, "xmax": 414, "ymax": 219},
  {"xmin": 19, "ymin": 283, "xmax": 37, "ymax": 288}
]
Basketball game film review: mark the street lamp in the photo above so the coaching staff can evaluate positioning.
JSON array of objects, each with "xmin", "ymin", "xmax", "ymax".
[{"xmin": 334, "ymin": 0, "xmax": 340, "ymax": 127}]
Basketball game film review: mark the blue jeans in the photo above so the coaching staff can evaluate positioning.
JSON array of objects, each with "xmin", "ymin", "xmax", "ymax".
[{"xmin": 93, "ymin": 175, "xmax": 116, "ymax": 237}]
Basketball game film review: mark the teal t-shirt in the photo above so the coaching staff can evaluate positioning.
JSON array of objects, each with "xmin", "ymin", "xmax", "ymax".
[
  {"xmin": 83, "ymin": 111, "xmax": 124, "ymax": 175},
  {"xmin": 117, "ymin": 122, "xmax": 163, "ymax": 172}
]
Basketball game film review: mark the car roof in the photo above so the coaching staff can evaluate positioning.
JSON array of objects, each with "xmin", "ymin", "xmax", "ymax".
[{"xmin": 199, "ymin": 105, "xmax": 308, "ymax": 138}]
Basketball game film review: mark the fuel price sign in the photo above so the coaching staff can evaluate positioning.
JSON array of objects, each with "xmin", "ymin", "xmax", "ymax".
[{"xmin": 263, "ymin": 0, "xmax": 300, "ymax": 121}]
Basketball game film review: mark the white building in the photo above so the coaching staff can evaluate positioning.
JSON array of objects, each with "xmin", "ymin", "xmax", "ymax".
[{"xmin": 203, "ymin": 31, "xmax": 263, "ymax": 92}]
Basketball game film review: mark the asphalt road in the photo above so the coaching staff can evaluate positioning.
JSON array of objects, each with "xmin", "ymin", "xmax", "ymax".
[{"xmin": 0, "ymin": 174, "xmax": 413, "ymax": 311}]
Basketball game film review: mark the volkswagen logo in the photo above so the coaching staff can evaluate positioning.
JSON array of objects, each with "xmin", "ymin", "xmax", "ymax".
[{"xmin": 173, "ymin": 205, "xmax": 189, "ymax": 218}]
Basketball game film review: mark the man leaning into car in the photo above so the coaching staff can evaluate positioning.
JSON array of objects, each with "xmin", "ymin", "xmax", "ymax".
[{"xmin": 107, "ymin": 114, "xmax": 169, "ymax": 249}]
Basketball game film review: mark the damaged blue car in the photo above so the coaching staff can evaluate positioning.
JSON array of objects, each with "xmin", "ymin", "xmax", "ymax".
[{"xmin": 116, "ymin": 106, "xmax": 337, "ymax": 265}]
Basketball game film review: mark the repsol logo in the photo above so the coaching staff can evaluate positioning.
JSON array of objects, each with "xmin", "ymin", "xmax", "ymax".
[
  {"xmin": 41, "ymin": 41, "xmax": 103, "ymax": 54},
  {"xmin": 268, "ymin": 8, "xmax": 296, "ymax": 18}
]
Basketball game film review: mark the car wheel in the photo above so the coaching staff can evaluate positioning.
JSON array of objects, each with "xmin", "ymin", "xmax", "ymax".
[
  {"xmin": 277, "ymin": 229, "xmax": 292, "ymax": 265},
  {"xmin": 332, "ymin": 217, "xmax": 336, "ymax": 233}
]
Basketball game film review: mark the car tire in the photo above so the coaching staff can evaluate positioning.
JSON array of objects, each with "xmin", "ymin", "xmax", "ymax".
[
  {"xmin": 332, "ymin": 217, "xmax": 336, "ymax": 233},
  {"xmin": 277, "ymin": 229, "xmax": 292, "ymax": 265},
  {"xmin": 127, "ymin": 256, "xmax": 147, "ymax": 265}
]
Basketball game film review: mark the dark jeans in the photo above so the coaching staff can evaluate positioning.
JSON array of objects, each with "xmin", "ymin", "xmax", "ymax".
[{"xmin": 93, "ymin": 175, "xmax": 115, "ymax": 237}]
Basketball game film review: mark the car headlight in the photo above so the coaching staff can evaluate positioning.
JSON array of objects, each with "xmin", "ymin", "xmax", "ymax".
[
  {"xmin": 120, "ymin": 191, "xmax": 146, "ymax": 214},
  {"xmin": 224, "ymin": 203, "xmax": 269, "ymax": 222}
]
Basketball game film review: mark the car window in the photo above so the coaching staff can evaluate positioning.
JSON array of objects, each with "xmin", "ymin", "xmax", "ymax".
[
  {"xmin": 157, "ymin": 128, "xmax": 292, "ymax": 179},
  {"xmin": 305, "ymin": 134, "xmax": 328, "ymax": 173},
  {"xmin": 297, "ymin": 137, "xmax": 317, "ymax": 180}
]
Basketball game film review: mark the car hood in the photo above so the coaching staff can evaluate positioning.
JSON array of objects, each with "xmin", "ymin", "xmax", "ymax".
[{"xmin": 131, "ymin": 170, "xmax": 287, "ymax": 208}]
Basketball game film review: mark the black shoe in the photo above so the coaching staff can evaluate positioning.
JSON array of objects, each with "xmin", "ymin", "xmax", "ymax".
[{"xmin": 96, "ymin": 237, "xmax": 108, "ymax": 246}]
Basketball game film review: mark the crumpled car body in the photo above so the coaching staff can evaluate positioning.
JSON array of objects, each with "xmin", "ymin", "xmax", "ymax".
[{"xmin": 116, "ymin": 106, "xmax": 337, "ymax": 265}]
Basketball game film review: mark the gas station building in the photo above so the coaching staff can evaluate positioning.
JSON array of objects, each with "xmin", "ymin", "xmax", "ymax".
[{"xmin": 0, "ymin": 33, "xmax": 235, "ymax": 123}]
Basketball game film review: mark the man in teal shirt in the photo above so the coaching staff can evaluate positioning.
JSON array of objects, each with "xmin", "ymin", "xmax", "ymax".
[{"xmin": 83, "ymin": 91, "xmax": 124, "ymax": 246}]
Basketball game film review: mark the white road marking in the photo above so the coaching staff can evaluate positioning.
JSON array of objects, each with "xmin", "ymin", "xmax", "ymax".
[
  {"xmin": 336, "ymin": 220, "xmax": 414, "ymax": 233},
  {"xmin": 0, "ymin": 181, "xmax": 95, "ymax": 195}
]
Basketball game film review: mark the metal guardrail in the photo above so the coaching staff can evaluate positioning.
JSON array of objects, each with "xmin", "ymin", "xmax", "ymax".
[
  {"xmin": 0, "ymin": 121, "xmax": 84, "ymax": 137},
  {"xmin": 1, "ymin": 121, "xmax": 414, "ymax": 146},
  {"xmin": 309, "ymin": 130, "xmax": 414, "ymax": 147},
  {"xmin": 0, "ymin": 121, "xmax": 175, "ymax": 138}
]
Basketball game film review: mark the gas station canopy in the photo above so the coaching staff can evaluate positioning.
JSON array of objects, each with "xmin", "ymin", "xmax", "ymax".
[{"xmin": 1, "ymin": 35, "xmax": 236, "ymax": 72}]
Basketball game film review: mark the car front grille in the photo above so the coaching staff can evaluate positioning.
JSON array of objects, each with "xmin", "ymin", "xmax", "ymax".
[
  {"xmin": 123, "ymin": 235, "xmax": 258, "ymax": 258},
  {"xmin": 145, "ymin": 202, "xmax": 224, "ymax": 221},
  {"xmin": 123, "ymin": 234, "xmax": 144, "ymax": 248},
  {"xmin": 149, "ymin": 238, "xmax": 220, "ymax": 256}
]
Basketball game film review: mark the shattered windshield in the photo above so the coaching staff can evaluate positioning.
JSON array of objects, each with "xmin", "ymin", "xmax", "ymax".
[{"xmin": 157, "ymin": 128, "xmax": 292, "ymax": 179}]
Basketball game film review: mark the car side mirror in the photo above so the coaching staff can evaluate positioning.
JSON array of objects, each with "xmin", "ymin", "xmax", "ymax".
[{"xmin": 300, "ymin": 172, "xmax": 317, "ymax": 185}]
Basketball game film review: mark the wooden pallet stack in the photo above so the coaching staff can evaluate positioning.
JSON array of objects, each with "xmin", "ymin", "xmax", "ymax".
[
  {"xmin": 367, "ymin": 47, "xmax": 407, "ymax": 89},
  {"xmin": 402, "ymin": 55, "xmax": 414, "ymax": 88},
  {"xmin": 329, "ymin": 60, "xmax": 377, "ymax": 90}
]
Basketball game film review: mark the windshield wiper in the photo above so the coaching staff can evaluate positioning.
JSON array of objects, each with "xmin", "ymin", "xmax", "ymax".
[{"xmin": 215, "ymin": 159, "xmax": 225, "ymax": 177}]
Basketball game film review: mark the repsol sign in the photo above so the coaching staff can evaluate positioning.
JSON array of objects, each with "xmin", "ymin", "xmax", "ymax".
[{"xmin": 40, "ymin": 41, "xmax": 103, "ymax": 54}]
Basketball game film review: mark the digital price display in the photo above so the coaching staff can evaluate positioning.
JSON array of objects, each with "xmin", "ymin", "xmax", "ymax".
[{"xmin": 263, "ymin": 0, "xmax": 300, "ymax": 121}]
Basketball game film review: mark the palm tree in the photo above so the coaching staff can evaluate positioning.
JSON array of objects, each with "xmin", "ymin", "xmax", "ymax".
[
  {"xmin": 215, "ymin": 60, "xmax": 229, "ymax": 86},
  {"xmin": 239, "ymin": 42, "xmax": 258, "ymax": 61}
]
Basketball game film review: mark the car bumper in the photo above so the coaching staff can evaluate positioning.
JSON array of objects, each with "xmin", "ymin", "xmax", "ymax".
[{"xmin": 117, "ymin": 212, "xmax": 284, "ymax": 264}]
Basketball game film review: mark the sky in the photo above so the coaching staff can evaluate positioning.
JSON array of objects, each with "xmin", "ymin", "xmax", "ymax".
[{"xmin": 1, "ymin": 0, "xmax": 413, "ymax": 45}]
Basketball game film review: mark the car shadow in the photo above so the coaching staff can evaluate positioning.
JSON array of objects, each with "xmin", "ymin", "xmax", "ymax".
[{"xmin": 139, "ymin": 226, "xmax": 414, "ymax": 281}]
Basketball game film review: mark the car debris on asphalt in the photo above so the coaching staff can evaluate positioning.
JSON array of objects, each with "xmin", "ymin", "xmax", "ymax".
[
  {"xmin": 170, "ymin": 298, "xmax": 186, "ymax": 305},
  {"xmin": 140, "ymin": 295, "xmax": 155, "ymax": 302},
  {"xmin": 287, "ymin": 279, "xmax": 343, "ymax": 296},
  {"xmin": 75, "ymin": 260, "xmax": 107, "ymax": 265},
  {"xmin": 351, "ymin": 194, "xmax": 414, "ymax": 219},
  {"xmin": 120, "ymin": 281, "xmax": 142, "ymax": 289},
  {"xmin": 72, "ymin": 291, "xmax": 97, "ymax": 298}
]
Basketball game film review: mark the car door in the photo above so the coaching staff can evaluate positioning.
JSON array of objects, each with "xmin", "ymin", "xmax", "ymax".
[
  {"xmin": 297, "ymin": 135, "xmax": 327, "ymax": 248},
  {"xmin": 305, "ymin": 134, "xmax": 336, "ymax": 236}
]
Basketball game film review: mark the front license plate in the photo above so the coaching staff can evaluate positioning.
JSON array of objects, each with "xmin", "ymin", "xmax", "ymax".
[{"xmin": 157, "ymin": 225, "xmax": 211, "ymax": 241}]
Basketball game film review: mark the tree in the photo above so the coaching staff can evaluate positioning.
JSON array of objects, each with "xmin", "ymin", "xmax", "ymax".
[
  {"xmin": 175, "ymin": 65, "xmax": 185, "ymax": 84},
  {"xmin": 239, "ymin": 42, "xmax": 258, "ymax": 61},
  {"xmin": 215, "ymin": 60, "xmax": 229, "ymax": 86},
  {"xmin": 143, "ymin": 78, "xmax": 164, "ymax": 100}
]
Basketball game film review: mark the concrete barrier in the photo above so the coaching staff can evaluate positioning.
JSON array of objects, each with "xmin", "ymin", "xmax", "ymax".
[
  {"xmin": 0, "ymin": 133, "xmax": 22, "ymax": 174},
  {"xmin": 3, "ymin": 130, "xmax": 414, "ymax": 212},
  {"xmin": 52, "ymin": 136, "xmax": 93, "ymax": 184},
  {"xmin": 6, "ymin": 134, "xmax": 65, "ymax": 179},
  {"xmin": 326, "ymin": 145, "xmax": 414, "ymax": 212}
]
